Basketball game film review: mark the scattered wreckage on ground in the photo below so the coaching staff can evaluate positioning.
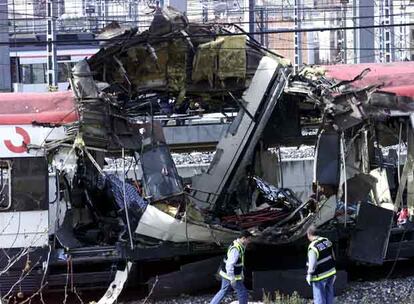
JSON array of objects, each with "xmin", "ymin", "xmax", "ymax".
[{"xmin": 2, "ymin": 7, "xmax": 414, "ymax": 302}]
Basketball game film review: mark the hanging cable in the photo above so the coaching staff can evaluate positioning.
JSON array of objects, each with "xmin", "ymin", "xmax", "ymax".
[
  {"xmin": 398, "ymin": 121, "xmax": 403, "ymax": 184},
  {"xmin": 340, "ymin": 132, "xmax": 348, "ymax": 228},
  {"xmin": 122, "ymin": 147, "xmax": 134, "ymax": 250}
]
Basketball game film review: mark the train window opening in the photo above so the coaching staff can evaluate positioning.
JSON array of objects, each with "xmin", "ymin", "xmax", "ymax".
[
  {"xmin": 10, "ymin": 57, "xmax": 21, "ymax": 83},
  {"xmin": 11, "ymin": 157, "xmax": 48, "ymax": 211},
  {"xmin": 0, "ymin": 161, "xmax": 11, "ymax": 211},
  {"xmin": 21, "ymin": 63, "xmax": 47, "ymax": 84}
]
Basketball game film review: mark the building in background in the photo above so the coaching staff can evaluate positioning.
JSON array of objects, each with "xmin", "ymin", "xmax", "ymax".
[
  {"xmin": 5, "ymin": 0, "xmax": 414, "ymax": 92},
  {"xmin": 0, "ymin": 0, "xmax": 11, "ymax": 92}
]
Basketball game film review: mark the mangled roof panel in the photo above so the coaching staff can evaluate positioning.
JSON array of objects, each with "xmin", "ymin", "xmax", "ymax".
[
  {"xmin": 0, "ymin": 91, "xmax": 78, "ymax": 125},
  {"xmin": 86, "ymin": 7, "xmax": 279, "ymax": 102}
]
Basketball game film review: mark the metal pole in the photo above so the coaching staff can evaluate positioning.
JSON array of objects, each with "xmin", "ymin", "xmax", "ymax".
[
  {"xmin": 0, "ymin": 0, "xmax": 10, "ymax": 92},
  {"xmin": 402, "ymin": 1, "xmax": 407, "ymax": 60},
  {"xmin": 341, "ymin": 0, "xmax": 348, "ymax": 63},
  {"xmin": 294, "ymin": 0, "xmax": 302, "ymax": 72},
  {"xmin": 398, "ymin": 122, "xmax": 402, "ymax": 184},
  {"xmin": 249, "ymin": 0, "xmax": 255, "ymax": 37},
  {"xmin": 122, "ymin": 148, "xmax": 134, "ymax": 250},
  {"xmin": 341, "ymin": 133, "xmax": 348, "ymax": 228},
  {"xmin": 353, "ymin": 0, "xmax": 357, "ymax": 63},
  {"xmin": 46, "ymin": 0, "xmax": 58, "ymax": 91},
  {"xmin": 278, "ymin": 147, "xmax": 284, "ymax": 188},
  {"xmin": 202, "ymin": 0, "xmax": 208, "ymax": 23},
  {"xmin": 260, "ymin": 7, "xmax": 264, "ymax": 45},
  {"xmin": 399, "ymin": 2, "xmax": 406, "ymax": 61}
]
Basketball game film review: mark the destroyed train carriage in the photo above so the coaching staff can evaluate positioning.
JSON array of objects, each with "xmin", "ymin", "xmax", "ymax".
[{"xmin": 1, "ymin": 7, "xmax": 414, "ymax": 300}]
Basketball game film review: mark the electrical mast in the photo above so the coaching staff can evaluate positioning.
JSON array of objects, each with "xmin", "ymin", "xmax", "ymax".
[{"xmin": 46, "ymin": 0, "xmax": 58, "ymax": 91}]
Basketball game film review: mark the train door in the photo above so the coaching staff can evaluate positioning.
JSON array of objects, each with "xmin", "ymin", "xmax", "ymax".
[
  {"xmin": 0, "ymin": 125, "xmax": 52, "ymax": 294},
  {"xmin": 0, "ymin": 156, "xmax": 50, "ymax": 294}
]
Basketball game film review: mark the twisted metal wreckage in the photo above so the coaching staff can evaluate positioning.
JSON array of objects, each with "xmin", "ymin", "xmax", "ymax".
[{"xmin": 2, "ymin": 7, "xmax": 414, "ymax": 302}]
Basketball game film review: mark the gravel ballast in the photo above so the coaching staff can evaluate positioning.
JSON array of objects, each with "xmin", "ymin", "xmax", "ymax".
[{"xmin": 121, "ymin": 275, "xmax": 414, "ymax": 304}]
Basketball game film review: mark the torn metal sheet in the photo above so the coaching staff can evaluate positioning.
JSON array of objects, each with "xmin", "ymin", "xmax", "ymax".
[
  {"xmin": 96, "ymin": 21, "xmax": 133, "ymax": 41},
  {"xmin": 344, "ymin": 173, "xmax": 377, "ymax": 204},
  {"xmin": 191, "ymin": 56, "xmax": 289, "ymax": 208},
  {"xmin": 96, "ymin": 262, "xmax": 132, "ymax": 304},
  {"xmin": 395, "ymin": 153, "xmax": 414, "ymax": 210},
  {"xmin": 192, "ymin": 36, "xmax": 246, "ymax": 86},
  {"xmin": 253, "ymin": 176, "xmax": 301, "ymax": 208},
  {"xmin": 147, "ymin": 256, "xmax": 222, "ymax": 299},
  {"xmin": 312, "ymin": 196, "xmax": 337, "ymax": 228},
  {"xmin": 349, "ymin": 202, "xmax": 393, "ymax": 265},
  {"xmin": 370, "ymin": 168, "xmax": 393, "ymax": 207},
  {"xmin": 87, "ymin": 7, "xmax": 267, "ymax": 103},
  {"xmin": 72, "ymin": 60, "xmax": 99, "ymax": 99}
]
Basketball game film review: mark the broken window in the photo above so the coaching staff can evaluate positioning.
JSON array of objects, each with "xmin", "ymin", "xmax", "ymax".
[
  {"xmin": 0, "ymin": 161, "xmax": 11, "ymax": 210},
  {"xmin": 315, "ymin": 131, "xmax": 340, "ymax": 185},
  {"xmin": 140, "ymin": 144, "xmax": 183, "ymax": 202}
]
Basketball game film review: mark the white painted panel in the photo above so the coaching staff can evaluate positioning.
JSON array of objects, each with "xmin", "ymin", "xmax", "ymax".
[
  {"xmin": 0, "ymin": 210, "xmax": 48, "ymax": 248},
  {"xmin": 0, "ymin": 125, "xmax": 66, "ymax": 158},
  {"xmin": 97, "ymin": 262, "xmax": 132, "ymax": 304},
  {"xmin": 313, "ymin": 196, "xmax": 337, "ymax": 228},
  {"xmin": 280, "ymin": 158, "xmax": 314, "ymax": 201},
  {"xmin": 370, "ymin": 168, "xmax": 393, "ymax": 206},
  {"xmin": 136, "ymin": 205, "xmax": 237, "ymax": 244},
  {"xmin": 15, "ymin": 49, "xmax": 99, "ymax": 62},
  {"xmin": 191, "ymin": 56, "xmax": 282, "ymax": 207}
]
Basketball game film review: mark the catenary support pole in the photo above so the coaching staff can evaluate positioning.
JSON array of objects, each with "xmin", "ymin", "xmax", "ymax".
[
  {"xmin": 46, "ymin": 0, "xmax": 57, "ymax": 91},
  {"xmin": 294, "ymin": 0, "xmax": 302, "ymax": 72},
  {"xmin": 341, "ymin": 0, "xmax": 348, "ymax": 63}
]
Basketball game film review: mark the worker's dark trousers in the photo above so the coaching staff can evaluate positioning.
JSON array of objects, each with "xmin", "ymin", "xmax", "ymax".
[
  {"xmin": 210, "ymin": 278, "xmax": 248, "ymax": 304},
  {"xmin": 312, "ymin": 275, "xmax": 335, "ymax": 304}
]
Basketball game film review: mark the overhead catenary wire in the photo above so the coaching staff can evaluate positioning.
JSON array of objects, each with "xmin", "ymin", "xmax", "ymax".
[
  {"xmin": 5, "ymin": 0, "xmax": 412, "ymax": 36},
  {"xmin": 3, "ymin": 10, "xmax": 413, "ymax": 24},
  {"xmin": 4, "ymin": 1, "xmax": 414, "ymax": 32},
  {"xmin": 6, "ymin": 0, "xmax": 413, "ymax": 15},
  {"xmin": 3, "ymin": 20, "xmax": 414, "ymax": 46}
]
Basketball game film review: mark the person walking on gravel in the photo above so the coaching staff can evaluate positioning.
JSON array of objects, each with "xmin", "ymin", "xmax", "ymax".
[
  {"xmin": 210, "ymin": 230, "xmax": 253, "ymax": 304},
  {"xmin": 306, "ymin": 225, "xmax": 336, "ymax": 304}
]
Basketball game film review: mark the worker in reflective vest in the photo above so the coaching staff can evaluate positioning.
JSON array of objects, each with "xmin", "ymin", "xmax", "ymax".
[
  {"xmin": 306, "ymin": 225, "xmax": 336, "ymax": 304},
  {"xmin": 210, "ymin": 230, "xmax": 253, "ymax": 304}
]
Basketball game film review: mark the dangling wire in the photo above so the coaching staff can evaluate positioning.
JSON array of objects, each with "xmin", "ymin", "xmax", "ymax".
[
  {"xmin": 340, "ymin": 132, "xmax": 348, "ymax": 228},
  {"xmin": 398, "ymin": 121, "xmax": 402, "ymax": 184},
  {"xmin": 122, "ymin": 148, "xmax": 134, "ymax": 250}
]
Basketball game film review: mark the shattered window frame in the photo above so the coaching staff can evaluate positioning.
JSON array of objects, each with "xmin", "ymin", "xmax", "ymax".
[
  {"xmin": 0, "ymin": 157, "xmax": 49, "ymax": 212},
  {"xmin": 0, "ymin": 160, "xmax": 11, "ymax": 211},
  {"xmin": 140, "ymin": 143, "xmax": 184, "ymax": 203}
]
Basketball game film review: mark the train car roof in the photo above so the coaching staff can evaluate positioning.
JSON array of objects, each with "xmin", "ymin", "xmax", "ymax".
[
  {"xmin": 324, "ymin": 61, "xmax": 414, "ymax": 98},
  {"xmin": 0, "ymin": 91, "xmax": 78, "ymax": 125}
]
